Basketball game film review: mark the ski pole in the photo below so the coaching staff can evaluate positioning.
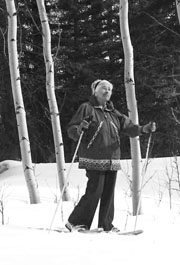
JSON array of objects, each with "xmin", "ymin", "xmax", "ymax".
[
  {"xmin": 48, "ymin": 130, "xmax": 84, "ymax": 233},
  {"xmin": 134, "ymin": 132, "xmax": 152, "ymax": 231},
  {"xmin": 49, "ymin": 115, "xmax": 92, "ymax": 232}
]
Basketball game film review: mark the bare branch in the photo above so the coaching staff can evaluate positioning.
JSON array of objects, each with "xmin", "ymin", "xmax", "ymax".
[
  {"xmin": 174, "ymin": 79, "xmax": 180, "ymax": 87},
  {"xmin": 24, "ymin": 0, "xmax": 41, "ymax": 33},
  {"xmin": 54, "ymin": 28, "xmax": 62, "ymax": 61},
  {"xmin": 143, "ymin": 11, "xmax": 180, "ymax": 38},
  {"xmin": 171, "ymin": 107, "xmax": 180, "ymax": 125},
  {"xmin": 0, "ymin": 27, "xmax": 7, "ymax": 58}
]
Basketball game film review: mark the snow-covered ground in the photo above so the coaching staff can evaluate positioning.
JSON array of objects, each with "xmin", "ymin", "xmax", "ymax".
[{"xmin": 0, "ymin": 158, "xmax": 180, "ymax": 265}]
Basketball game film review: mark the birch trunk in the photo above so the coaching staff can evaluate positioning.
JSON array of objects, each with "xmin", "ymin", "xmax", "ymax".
[
  {"xmin": 5, "ymin": 0, "xmax": 40, "ymax": 204},
  {"xmin": 36, "ymin": 0, "xmax": 69, "ymax": 200},
  {"xmin": 119, "ymin": 0, "xmax": 142, "ymax": 215},
  {"xmin": 176, "ymin": 1, "xmax": 180, "ymax": 23}
]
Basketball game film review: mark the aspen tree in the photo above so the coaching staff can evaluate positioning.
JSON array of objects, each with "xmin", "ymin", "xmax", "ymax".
[
  {"xmin": 36, "ymin": 0, "xmax": 69, "ymax": 200},
  {"xmin": 173, "ymin": 2, "xmax": 180, "ymax": 124},
  {"xmin": 5, "ymin": 0, "xmax": 40, "ymax": 203},
  {"xmin": 119, "ymin": 0, "xmax": 142, "ymax": 215},
  {"xmin": 176, "ymin": 0, "xmax": 180, "ymax": 23}
]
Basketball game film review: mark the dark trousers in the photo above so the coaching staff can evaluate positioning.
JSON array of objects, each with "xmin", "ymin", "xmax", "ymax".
[{"xmin": 68, "ymin": 170, "xmax": 117, "ymax": 231}]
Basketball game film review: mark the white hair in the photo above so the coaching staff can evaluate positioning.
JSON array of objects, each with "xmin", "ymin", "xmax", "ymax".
[{"xmin": 91, "ymin": 79, "xmax": 113, "ymax": 95}]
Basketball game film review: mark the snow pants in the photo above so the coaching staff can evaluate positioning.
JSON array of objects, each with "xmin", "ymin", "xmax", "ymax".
[{"xmin": 68, "ymin": 170, "xmax": 117, "ymax": 231}]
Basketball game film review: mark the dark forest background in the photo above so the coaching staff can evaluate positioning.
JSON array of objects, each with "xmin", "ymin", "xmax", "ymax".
[{"xmin": 0, "ymin": 0, "xmax": 180, "ymax": 163}]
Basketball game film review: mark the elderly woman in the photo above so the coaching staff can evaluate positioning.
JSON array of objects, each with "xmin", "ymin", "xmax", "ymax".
[{"xmin": 66, "ymin": 80, "xmax": 156, "ymax": 232}]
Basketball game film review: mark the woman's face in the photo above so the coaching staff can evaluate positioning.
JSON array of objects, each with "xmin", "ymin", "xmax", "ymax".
[{"xmin": 94, "ymin": 81, "xmax": 113, "ymax": 105}]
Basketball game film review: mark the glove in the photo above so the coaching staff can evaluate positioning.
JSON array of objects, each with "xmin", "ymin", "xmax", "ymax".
[
  {"xmin": 77, "ymin": 116, "xmax": 93, "ymax": 135},
  {"xmin": 142, "ymin": 122, "xmax": 156, "ymax": 134}
]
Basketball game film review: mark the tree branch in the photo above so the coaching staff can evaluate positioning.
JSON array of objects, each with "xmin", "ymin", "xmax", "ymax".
[
  {"xmin": 171, "ymin": 107, "xmax": 180, "ymax": 125},
  {"xmin": 143, "ymin": 11, "xmax": 180, "ymax": 38},
  {"xmin": 0, "ymin": 27, "xmax": 7, "ymax": 59}
]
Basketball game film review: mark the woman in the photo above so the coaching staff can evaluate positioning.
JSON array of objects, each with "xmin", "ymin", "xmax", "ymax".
[{"xmin": 66, "ymin": 79, "xmax": 156, "ymax": 232}]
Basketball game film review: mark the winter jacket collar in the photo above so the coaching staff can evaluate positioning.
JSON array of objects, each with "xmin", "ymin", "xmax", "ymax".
[{"xmin": 89, "ymin": 95, "xmax": 115, "ymax": 112}]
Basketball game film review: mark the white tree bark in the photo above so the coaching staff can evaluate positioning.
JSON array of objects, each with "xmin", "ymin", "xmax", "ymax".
[
  {"xmin": 119, "ymin": 0, "xmax": 142, "ymax": 215},
  {"xmin": 36, "ymin": 0, "xmax": 70, "ymax": 200},
  {"xmin": 5, "ymin": 0, "xmax": 40, "ymax": 204},
  {"xmin": 176, "ymin": 0, "xmax": 180, "ymax": 35},
  {"xmin": 176, "ymin": 0, "xmax": 180, "ymax": 22}
]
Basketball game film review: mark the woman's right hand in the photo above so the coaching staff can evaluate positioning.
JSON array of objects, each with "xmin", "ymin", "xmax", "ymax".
[{"xmin": 77, "ymin": 120, "xmax": 90, "ymax": 135}]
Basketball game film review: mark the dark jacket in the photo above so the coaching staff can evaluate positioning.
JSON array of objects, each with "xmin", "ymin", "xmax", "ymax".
[{"xmin": 67, "ymin": 96, "xmax": 143, "ymax": 171}]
